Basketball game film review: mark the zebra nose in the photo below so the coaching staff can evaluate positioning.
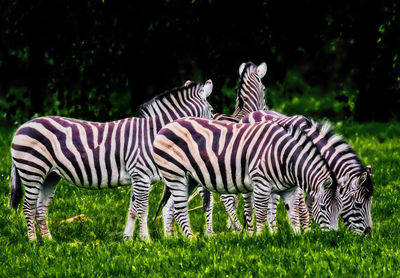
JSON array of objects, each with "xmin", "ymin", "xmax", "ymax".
[{"xmin": 364, "ymin": 227, "xmax": 372, "ymax": 237}]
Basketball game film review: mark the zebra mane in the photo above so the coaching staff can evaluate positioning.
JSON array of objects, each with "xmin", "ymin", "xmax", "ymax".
[
  {"xmin": 138, "ymin": 82, "xmax": 201, "ymax": 118},
  {"xmin": 284, "ymin": 121, "xmax": 338, "ymax": 186},
  {"xmin": 314, "ymin": 120, "xmax": 374, "ymax": 195},
  {"xmin": 236, "ymin": 62, "xmax": 259, "ymax": 110},
  {"xmin": 312, "ymin": 119, "xmax": 365, "ymax": 174}
]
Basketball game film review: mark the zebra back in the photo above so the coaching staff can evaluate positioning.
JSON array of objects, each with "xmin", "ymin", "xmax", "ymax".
[
  {"xmin": 212, "ymin": 113, "xmax": 239, "ymax": 122},
  {"xmin": 242, "ymin": 110, "xmax": 369, "ymax": 190},
  {"xmin": 11, "ymin": 81, "xmax": 214, "ymax": 189},
  {"xmin": 153, "ymin": 118, "xmax": 342, "ymax": 232},
  {"xmin": 138, "ymin": 81, "xmax": 213, "ymax": 120}
]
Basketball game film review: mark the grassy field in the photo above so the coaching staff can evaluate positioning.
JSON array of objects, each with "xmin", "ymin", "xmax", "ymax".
[{"xmin": 0, "ymin": 121, "xmax": 399, "ymax": 277}]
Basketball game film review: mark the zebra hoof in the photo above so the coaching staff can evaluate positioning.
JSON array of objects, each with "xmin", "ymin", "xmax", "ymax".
[
  {"xmin": 164, "ymin": 229, "xmax": 174, "ymax": 237},
  {"xmin": 41, "ymin": 233, "xmax": 53, "ymax": 240},
  {"xmin": 205, "ymin": 230, "xmax": 214, "ymax": 236},
  {"xmin": 241, "ymin": 230, "xmax": 253, "ymax": 237},
  {"xmin": 123, "ymin": 234, "xmax": 133, "ymax": 241},
  {"xmin": 192, "ymin": 232, "xmax": 200, "ymax": 239},
  {"xmin": 139, "ymin": 234, "xmax": 151, "ymax": 242}
]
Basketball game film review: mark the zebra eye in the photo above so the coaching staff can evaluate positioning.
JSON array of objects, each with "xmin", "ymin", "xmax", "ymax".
[
  {"xmin": 354, "ymin": 202, "xmax": 363, "ymax": 209},
  {"xmin": 320, "ymin": 204, "xmax": 326, "ymax": 210}
]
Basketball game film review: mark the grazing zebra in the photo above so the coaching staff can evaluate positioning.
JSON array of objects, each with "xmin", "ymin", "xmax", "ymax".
[
  {"xmin": 153, "ymin": 118, "xmax": 343, "ymax": 237},
  {"xmin": 241, "ymin": 110, "xmax": 374, "ymax": 235},
  {"xmin": 162, "ymin": 62, "xmax": 271, "ymax": 235},
  {"xmin": 10, "ymin": 81, "xmax": 214, "ymax": 240}
]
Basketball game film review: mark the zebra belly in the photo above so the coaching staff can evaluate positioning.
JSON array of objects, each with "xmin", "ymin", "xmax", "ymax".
[
  {"xmin": 190, "ymin": 171, "xmax": 253, "ymax": 194},
  {"xmin": 269, "ymin": 182, "xmax": 294, "ymax": 194},
  {"xmin": 54, "ymin": 166, "xmax": 132, "ymax": 189}
]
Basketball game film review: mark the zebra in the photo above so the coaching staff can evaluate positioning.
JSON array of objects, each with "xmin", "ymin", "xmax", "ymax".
[
  {"xmin": 241, "ymin": 110, "xmax": 374, "ymax": 235},
  {"xmin": 10, "ymin": 80, "xmax": 214, "ymax": 240},
  {"xmin": 162, "ymin": 61, "xmax": 276, "ymax": 235},
  {"xmin": 153, "ymin": 118, "xmax": 344, "ymax": 237}
]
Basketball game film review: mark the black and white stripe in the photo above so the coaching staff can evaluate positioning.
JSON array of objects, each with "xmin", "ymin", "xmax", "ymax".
[
  {"xmin": 153, "ymin": 118, "xmax": 343, "ymax": 237},
  {"xmin": 162, "ymin": 62, "xmax": 269, "ymax": 235},
  {"xmin": 10, "ymin": 81, "xmax": 214, "ymax": 240},
  {"xmin": 242, "ymin": 110, "xmax": 374, "ymax": 235}
]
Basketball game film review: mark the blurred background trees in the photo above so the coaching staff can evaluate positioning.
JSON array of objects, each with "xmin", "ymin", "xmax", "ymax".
[{"xmin": 1, "ymin": 0, "xmax": 399, "ymax": 126}]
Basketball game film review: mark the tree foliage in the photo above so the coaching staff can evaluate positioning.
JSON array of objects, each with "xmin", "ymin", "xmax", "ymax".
[{"xmin": 0, "ymin": 0, "xmax": 399, "ymax": 125}]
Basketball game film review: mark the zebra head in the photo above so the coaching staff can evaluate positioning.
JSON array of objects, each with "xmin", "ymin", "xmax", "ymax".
[
  {"xmin": 233, "ymin": 62, "xmax": 268, "ymax": 119},
  {"xmin": 341, "ymin": 168, "xmax": 374, "ymax": 236},
  {"xmin": 312, "ymin": 176, "xmax": 343, "ymax": 231},
  {"xmin": 202, "ymin": 80, "xmax": 214, "ymax": 119},
  {"xmin": 138, "ymin": 80, "xmax": 214, "ymax": 120},
  {"xmin": 184, "ymin": 79, "xmax": 214, "ymax": 119}
]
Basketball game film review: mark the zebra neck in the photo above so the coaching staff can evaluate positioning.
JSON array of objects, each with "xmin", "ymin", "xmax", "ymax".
[
  {"xmin": 146, "ymin": 112, "xmax": 193, "ymax": 136},
  {"xmin": 232, "ymin": 102, "xmax": 266, "ymax": 120},
  {"xmin": 232, "ymin": 106, "xmax": 254, "ymax": 119}
]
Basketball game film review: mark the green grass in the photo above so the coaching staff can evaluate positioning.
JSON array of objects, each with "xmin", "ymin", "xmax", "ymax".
[{"xmin": 0, "ymin": 122, "xmax": 400, "ymax": 277}]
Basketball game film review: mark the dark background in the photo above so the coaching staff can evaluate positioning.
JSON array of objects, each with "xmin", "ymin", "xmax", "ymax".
[{"xmin": 1, "ymin": 0, "xmax": 399, "ymax": 126}]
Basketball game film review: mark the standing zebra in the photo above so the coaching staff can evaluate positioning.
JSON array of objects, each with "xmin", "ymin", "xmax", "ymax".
[
  {"xmin": 162, "ymin": 62, "xmax": 273, "ymax": 235},
  {"xmin": 241, "ymin": 110, "xmax": 374, "ymax": 235},
  {"xmin": 153, "ymin": 118, "xmax": 343, "ymax": 237},
  {"xmin": 10, "ymin": 81, "xmax": 214, "ymax": 240}
]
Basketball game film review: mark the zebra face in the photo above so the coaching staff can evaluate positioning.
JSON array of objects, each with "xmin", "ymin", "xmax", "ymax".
[
  {"xmin": 312, "ymin": 177, "xmax": 343, "ymax": 231},
  {"xmin": 341, "ymin": 172, "xmax": 373, "ymax": 236}
]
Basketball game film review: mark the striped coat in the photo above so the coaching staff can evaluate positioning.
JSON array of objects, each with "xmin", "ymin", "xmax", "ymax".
[
  {"xmin": 241, "ymin": 110, "xmax": 374, "ymax": 235},
  {"xmin": 10, "ymin": 81, "xmax": 214, "ymax": 240},
  {"xmin": 162, "ymin": 62, "xmax": 271, "ymax": 235},
  {"xmin": 153, "ymin": 118, "xmax": 343, "ymax": 237}
]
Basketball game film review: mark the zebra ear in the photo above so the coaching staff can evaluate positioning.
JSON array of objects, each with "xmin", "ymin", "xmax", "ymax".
[
  {"xmin": 184, "ymin": 80, "xmax": 192, "ymax": 87},
  {"xmin": 366, "ymin": 165, "xmax": 372, "ymax": 175},
  {"xmin": 357, "ymin": 172, "xmax": 368, "ymax": 187},
  {"xmin": 338, "ymin": 174, "xmax": 350, "ymax": 188},
  {"xmin": 257, "ymin": 62, "xmax": 267, "ymax": 78},
  {"xmin": 201, "ymin": 79, "xmax": 213, "ymax": 98},
  {"xmin": 321, "ymin": 177, "xmax": 333, "ymax": 190},
  {"xmin": 239, "ymin": 63, "xmax": 246, "ymax": 76}
]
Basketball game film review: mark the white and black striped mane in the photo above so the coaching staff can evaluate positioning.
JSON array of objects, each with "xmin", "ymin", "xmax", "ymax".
[
  {"xmin": 138, "ymin": 82, "xmax": 202, "ymax": 118},
  {"xmin": 314, "ymin": 119, "xmax": 373, "ymax": 196},
  {"xmin": 314, "ymin": 119, "xmax": 366, "ymax": 171},
  {"xmin": 236, "ymin": 62, "xmax": 263, "ymax": 110},
  {"xmin": 284, "ymin": 121, "xmax": 338, "ymax": 190}
]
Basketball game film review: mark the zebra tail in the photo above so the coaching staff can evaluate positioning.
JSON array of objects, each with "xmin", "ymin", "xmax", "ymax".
[
  {"xmin": 10, "ymin": 161, "xmax": 22, "ymax": 210},
  {"xmin": 152, "ymin": 184, "xmax": 172, "ymax": 224}
]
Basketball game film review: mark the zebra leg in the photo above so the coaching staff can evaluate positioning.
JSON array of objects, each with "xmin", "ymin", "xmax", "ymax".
[
  {"xmin": 267, "ymin": 193, "xmax": 280, "ymax": 233},
  {"xmin": 297, "ymin": 189, "xmax": 311, "ymax": 231},
  {"xmin": 167, "ymin": 178, "xmax": 192, "ymax": 237},
  {"xmin": 123, "ymin": 189, "xmax": 137, "ymax": 241},
  {"xmin": 305, "ymin": 193, "xmax": 314, "ymax": 226},
  {"xmin": 220, "ymin": 194, "xmax": 242, "ymax": 231},
  {"xmin": 135, "ymin": 184, "xmax": 151, "ymax": 240},
  {"xmin": 242, "ymin": 192, "xmax": 254, "ymax": 232},
  {"xmin": 198, "ymin": 187, "xmax": 214, "ymax": 235},
  {"xmin": 280, "ymin": 189, "xmax": 301, "ymax": 233},
  {"xmin": 124, "ymin": 171, "xmax": 152, "ymax": 241},
  {"xmin": 253, "ymin": 181, "xmax": 271, "ymax": 235},
  {"xmin": 22, "ymin": 181, "xmax": 43, "ymax": 240},
  {"xmin": 162, "ymin": 196, "xmax": 175, "ymax": 236},
  {"xmin": 36, "ymin": 172, "xmax": 60, "ymax": 239}
]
